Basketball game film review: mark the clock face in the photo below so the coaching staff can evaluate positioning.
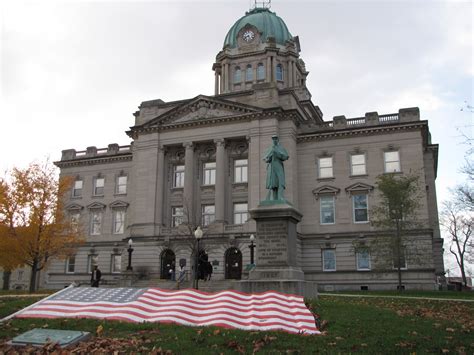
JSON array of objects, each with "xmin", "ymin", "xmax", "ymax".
[{"xmin": 242, "ymin": 30, "xmax": 255, "ymax": 42}]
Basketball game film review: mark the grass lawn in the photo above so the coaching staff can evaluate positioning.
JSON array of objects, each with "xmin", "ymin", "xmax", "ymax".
[
  {"xmin": 0, "ymin": 293, "xmax": 473, "ymax": 353},
  {"xmin": 320, "ymin": 290, "xmax": 474, "ymax": 300}
]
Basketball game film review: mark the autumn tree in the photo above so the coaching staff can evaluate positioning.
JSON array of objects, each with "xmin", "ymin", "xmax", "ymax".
[
  {"xmin": 0, "ymin": 161, "xmax": 84, "ymax": 292},
  {"xmin": 441, "ymin": 201, "xmax": 473, "ymax": 288},
  {"xmin": 370, "ymin": 173, "xmax": 423, "ymax": 291}
]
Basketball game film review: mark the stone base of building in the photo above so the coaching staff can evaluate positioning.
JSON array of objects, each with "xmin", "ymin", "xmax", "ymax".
[{"xmin": 235, "ymin": 279, "xmax": 318, "ymax": 298}]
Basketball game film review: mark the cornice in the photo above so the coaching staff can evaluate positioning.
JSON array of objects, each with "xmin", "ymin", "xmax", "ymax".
[
  {"xmin": 127, "ymin": 109, "xmax": 302, "ymax": 137},
  {"xmin": 297, "ymin": 121, "xmax": 428, "ymax": 143},
  {"xmin": 54, "ymin": 153, "xmax": 132, "ymax": 168}
]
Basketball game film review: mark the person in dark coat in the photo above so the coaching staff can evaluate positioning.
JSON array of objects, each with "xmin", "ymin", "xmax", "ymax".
[{"xmin": 91, "ymin": 265, "xmax": 102, "ymax": 287}]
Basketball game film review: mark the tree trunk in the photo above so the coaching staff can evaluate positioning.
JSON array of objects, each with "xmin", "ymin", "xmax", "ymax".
[
  {"xmin": 29, "ymin": 261, "xmax": 38, "ymax": 293},
  {"xmin": 460, "ymin": 260, "xmax": 468, "ymax": 288},
  {"xmin": 2, "ymin": 270, "xmax": 11, "ymax": 290},
  {"xmin": 396, "ymin": 219, "xmax": 403, "ymax": 292}
]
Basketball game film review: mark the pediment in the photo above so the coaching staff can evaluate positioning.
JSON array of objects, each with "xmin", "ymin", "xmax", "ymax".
[
  {"xmin": 345, "ymin": 182, "xmax": 374, "ymax": 193},
  {"xmin": 66, "ymin": 203, "xmax": 84, "ymax": 211},
  {"xmin": 312, "ymin": 185, "xmax": 340, "ymax": 198},
  {"xmin": 87, "ymin": 202, "xmax": 106, "ymax": 210},
  {"xmin": 109, "ymin": 200, "xmax": 129, "ymax": 208},
  {"xmin": 141, "ymin": 95, "xmax": 261, "ymax": 128}
]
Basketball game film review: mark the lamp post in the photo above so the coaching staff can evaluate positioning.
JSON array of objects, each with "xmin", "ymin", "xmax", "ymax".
[
  {"xmin": 126, "ymin": 238, "xmax": 134, "ymax": 271},
  {"xmin": 249, "ymin": 234, "xmax": 256, "ymax": 265},
  {"xmin": 194, "ymin": 226, "xmax": 203, "ymax": 290}
]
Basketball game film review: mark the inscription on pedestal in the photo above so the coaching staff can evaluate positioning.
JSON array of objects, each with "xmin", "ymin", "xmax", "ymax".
[{"xmin": 257, "ymin": 220, "xmax": 288, "ymax": 266}]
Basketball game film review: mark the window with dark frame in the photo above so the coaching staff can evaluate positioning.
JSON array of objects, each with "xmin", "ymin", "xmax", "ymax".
[
  {"xmin": 353, "ymin": 194, "xmax": 369, "ymax": 223},
  {"xmin": 172, "ymin": 206, "xmax": 184, "ymax": 227},
  {"xmin": 116, "ymin": 175, "xmax": 127, "ymax": 194},
  {"xmin": 322, "ymin": 249, "xmax": 336, "ymax": 271},
  {"xmin": 234, "ymin": 159, "xmax": 248, "ymax": 183},
  {"xmin": 173, "ymin": 165, "xmax": 185, "ymax": 188},
  {"xmin": 203, "ymin": 162, "xmax": 216, "ymax": 185},
  {"xmin": 93, "ymin": 177, "xmax": 104, "ymax": 196},
  {"xmin": 72, "ymin": 180, "xmax": 83, "ymax": 197}
]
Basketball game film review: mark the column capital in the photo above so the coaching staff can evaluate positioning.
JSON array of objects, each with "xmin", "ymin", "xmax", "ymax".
[
  {"xmin": 183, "ymin": 142, "xmax": 194, "ymax": 149},
  {"xmin": 214, "ymin": 138, "xmax": 225, "ymax": 147},
  {"xmin": 158, "ymin": 145, "xmax": 166, "ymax": 153}
]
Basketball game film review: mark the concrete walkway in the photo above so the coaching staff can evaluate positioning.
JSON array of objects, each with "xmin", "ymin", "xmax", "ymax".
[{"xmin": 320, "ymin": 293, "xmax": 474, "ymax": 302}]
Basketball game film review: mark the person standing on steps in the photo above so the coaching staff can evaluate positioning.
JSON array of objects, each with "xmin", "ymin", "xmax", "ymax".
[{"xmin": 91, "ymin": 265, "xmax": 102, "ymax": 287}]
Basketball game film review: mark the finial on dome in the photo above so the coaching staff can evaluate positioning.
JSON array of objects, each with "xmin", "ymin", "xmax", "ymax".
[{"xmin": 252, "ymin": 0, "xmax": 271, "ymax": 10}]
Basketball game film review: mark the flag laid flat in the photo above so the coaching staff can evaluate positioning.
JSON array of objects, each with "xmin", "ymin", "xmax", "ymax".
[{"xmin": 14, "ymin": 287, "xmax": 319, "ymax": 335}]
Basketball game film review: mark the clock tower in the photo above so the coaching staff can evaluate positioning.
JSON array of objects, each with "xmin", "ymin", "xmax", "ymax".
[{"xmin": 212, "ymin": 6, "xmax": 312, "ymax": 103}]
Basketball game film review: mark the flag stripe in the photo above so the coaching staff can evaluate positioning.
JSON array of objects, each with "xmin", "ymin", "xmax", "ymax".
[{"xmin": 14, "ymin": 287, "xmax": 319, "ymax": 335}]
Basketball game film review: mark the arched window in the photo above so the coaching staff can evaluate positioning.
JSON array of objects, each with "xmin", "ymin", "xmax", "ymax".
[
  {"xmin": 276, "ymin": 64, "xmax": 283, "ymax": 81},
  {"xmin": 234, "ymin": 67, "xmax": 241, "ymax": 83},
  {"xmin": 246, "ymin": 65, "xmax": 253, "ymax": 82},
  {"xmin": 257, "ymin": 63, "xmax": 265, "ymax": 80}
]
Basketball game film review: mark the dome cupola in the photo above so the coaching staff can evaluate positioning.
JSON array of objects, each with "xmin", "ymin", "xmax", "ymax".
[{"xmin": 223, "ymin": 8, "xmax": 293, "ymax": 48}]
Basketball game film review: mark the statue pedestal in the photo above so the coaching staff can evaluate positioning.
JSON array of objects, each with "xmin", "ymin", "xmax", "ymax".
[{"xmin": 235, "ymin": 203, "xmax": 317, "ymax": 298}]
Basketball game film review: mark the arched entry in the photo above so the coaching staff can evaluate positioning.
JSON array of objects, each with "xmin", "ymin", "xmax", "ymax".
[
  {"xmin": 225, "ymin": 247, "xmax": 242, "ymax": 280},
  {"xmin": 160, "ymin": 249, "xmax": 176, "ymax": 279}
]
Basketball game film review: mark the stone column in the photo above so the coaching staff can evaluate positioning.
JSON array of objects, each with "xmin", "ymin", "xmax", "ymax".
[
  {"xmin": 214, "ymin": 139, "xmax": 226, "ymax": 223},
  {"xmin": 266, "ymin": 57, "xmax": 272, "ymax": 82},
  {"xmin": 183, "ymin": 142, "xmax": 194, "ymax": 221},
  {"xmin": 220, "ymin": 69, "xmax": 224, "ymax": 94},
  {"xmin": 223, "ymin": 63, "xmax": 229, "ymax": 93},
  {"xmin": 288, "ymin": 60, "xmax": 293, "ymax": 88},
  {"xmin": 214, "ymin": 71, "xmax": 219, "ymax": 95},
  {"xmin": 155, "ymin": 145, "xmax": 165, "ymax": 227}
]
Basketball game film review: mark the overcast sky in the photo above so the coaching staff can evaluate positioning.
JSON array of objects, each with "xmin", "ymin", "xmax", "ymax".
[{"xmin": 1, "ymin": 1, "xmax": 472, "ymax": 271}]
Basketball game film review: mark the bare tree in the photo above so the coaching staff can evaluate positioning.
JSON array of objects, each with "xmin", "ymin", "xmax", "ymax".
[{"xmin": 441, "ymin": 201, "xmax": 473, "ymax": 288}]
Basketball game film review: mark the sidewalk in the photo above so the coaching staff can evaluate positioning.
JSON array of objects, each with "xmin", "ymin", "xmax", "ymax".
[{"xmin": 320, "ymin": 293, "xmax": 474, "ymax": 302}]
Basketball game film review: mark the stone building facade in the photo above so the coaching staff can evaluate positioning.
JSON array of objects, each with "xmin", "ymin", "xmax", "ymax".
[{"xmin": 45, "ymin": 6, "xmax": 444, "ymax": 291}]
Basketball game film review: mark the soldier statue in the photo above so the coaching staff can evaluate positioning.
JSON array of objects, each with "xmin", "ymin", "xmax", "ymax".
[{"xmin": 263, "ymin": 135, "xmax": 289, "ymax": 201}]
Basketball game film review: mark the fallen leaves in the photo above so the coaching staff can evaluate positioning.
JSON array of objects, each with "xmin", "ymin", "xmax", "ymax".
[{"xmin": 252, "ymin": 335, "xmax": 277, "ymax": 353}]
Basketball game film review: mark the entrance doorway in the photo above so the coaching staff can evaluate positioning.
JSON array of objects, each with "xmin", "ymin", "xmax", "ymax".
[
  {"xmin": 160, "ymin": 249, "xmax": 176, "ymax": 279},
  {"xmin": 225, "ymin": 247, "xmax": 242, "ymax": 280}
]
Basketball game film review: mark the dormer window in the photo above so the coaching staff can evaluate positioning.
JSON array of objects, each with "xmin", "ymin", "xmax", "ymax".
[
  {"xmin": 234, "ymin": 67, "xmax": 241, "ymax": 83},
  {"xmin": 257, "ymin": 63, "xmax": 265, "ymax": 80},
  {"xmin": 246, "ymin": 65, "xmax": 253, "ymax": 82},
  {"xmin": 276, "ymin": 64, "xmax": 283, "ymax": 81}
]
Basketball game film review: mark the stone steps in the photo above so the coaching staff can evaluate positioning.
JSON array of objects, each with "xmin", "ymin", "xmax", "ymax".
[{"xmin": 132, "ymin": 278, "xmax": 237, "ymax": 292}]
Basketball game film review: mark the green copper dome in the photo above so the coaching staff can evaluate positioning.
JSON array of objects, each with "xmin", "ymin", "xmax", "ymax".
[{"xmin": 224, "ymin": 8, "xmax": 293, "ymax": 48}]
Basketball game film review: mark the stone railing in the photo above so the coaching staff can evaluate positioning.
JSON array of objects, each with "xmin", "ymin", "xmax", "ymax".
[
  {"xmin": 61, "ymin": 144, "xmax": 132, "ymax": 161},
  {"xmin": 314, "ymin": 107, "xmax": 420, "ymax": 131}
]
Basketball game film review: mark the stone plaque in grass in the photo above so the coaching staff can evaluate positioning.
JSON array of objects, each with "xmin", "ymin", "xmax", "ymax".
[{"xmin": 9, "ymin": 328, "xmax": 91, "ymax": 348}]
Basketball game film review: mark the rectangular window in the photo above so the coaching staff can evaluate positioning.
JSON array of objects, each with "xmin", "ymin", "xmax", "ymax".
[
  {"xmin": 351, "ymin": 154, "xmax": 366, "ymax": 176},
  {"xmin": 116, "ymin": 176, "xmax": 127, "ymax": 194},
  {"xmin": 172, "ymin": 206, "xmax": 184, "ymax": 227},
  {"xmin": 88, "ymin": 254, "xmax": 99, "ymax": 273},
  {"xmin": 353, "ymin": 194, "xmax": 369, "ymax": 223},
  {"xmin": 66, "ymin": 256, "xmax": 76, "ymax": 273},
  {"xmin": 384, "ymin": 151, "xmax": 401, "ymax": 173},
  {"xmin": 203, "ymin": 162, "xmax": 216, "ymax": 185},
  {"xmin": 94, "ymin": 177, "xmax": 105, "ymax": 196},
  {"xmin": 356, "ymin": 249, "xmax": 371, "ymax": 270},
  {"xmin": 90, "ymin": 210, "xmax": 102, "ymax": 235},
  {"xmin": 234, "ymin": 159, "xmax": 248, "ymax": 183},
  {"xmin": 320, "ymin": 196, "xmax": 335, "ymax": 224},
  {"xmin": 18, "ymin": 270, "xmax": 24, "ymax": 280},
  {"xmin": 173, "ymin": 165, "xmax": 185, "ymax": 188},
  {"xmin": 72, "ymin": 180, "xmax": 83, "ymax": 197},
  {"xmin": 111, "ymin": 254, "xmax": 122, "ymax": 273},
  {"xmin": 393, "ymin": 248, "xmax": 407, "ymax": 269},
  {"xmin": 113, "ymin": 210, "xmax": 125, "ymax": 234},
  {"xmin": 70, "ymin": 212, "xmax": 80, "ymax": 232},
  {"xmin": 202, "ymin": 205, "xmax": 215, "ymax": 226},
  {"xmin": 322, "ymin": 249, "xmax": 336, "ymax": 271},
  {"xmin": 318, "ymin": 157, "xmax": 333, "ymax": 178},
  {"xmin": 233, "ymin": 203, "xmax": 248, "ymax": 224}
]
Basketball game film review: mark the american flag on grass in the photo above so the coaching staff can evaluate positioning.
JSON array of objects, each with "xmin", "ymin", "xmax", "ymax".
[{"xmin": 13, "ymin": 287, "xmax": 319, "ymax": 335}]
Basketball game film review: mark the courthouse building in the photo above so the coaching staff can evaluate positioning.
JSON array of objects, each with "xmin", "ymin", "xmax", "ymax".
[{"xmin": 45, "ymin": 6, "xmax": 445, "ymax": 291}]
